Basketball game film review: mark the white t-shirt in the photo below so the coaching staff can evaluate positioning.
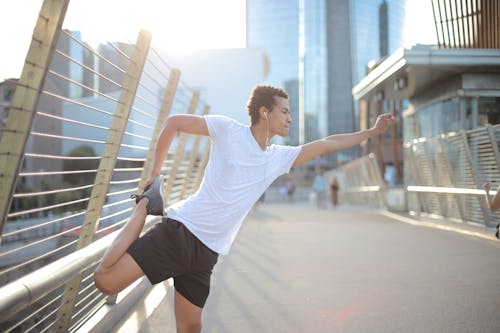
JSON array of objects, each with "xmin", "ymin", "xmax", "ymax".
[{"xmin": 166, "ymin": 115, "xmax": 301, "ymax": 255}]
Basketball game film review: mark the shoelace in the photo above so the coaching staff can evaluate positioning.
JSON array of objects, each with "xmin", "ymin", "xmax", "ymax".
[{"xmin": 130, "ymin": 193, "xmax": 144, "ymax": 204}]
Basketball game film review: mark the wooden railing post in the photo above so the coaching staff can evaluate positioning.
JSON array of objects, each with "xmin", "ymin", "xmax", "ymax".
[
  {"xmin": 137, "ymin": 69, "xmax": 181, "ymax": 192},
  {"xmin": 438, "ymin": 136, "xmax": 466, "ymax": 221},
  {"xmin": 54, "ymin": 30, "xmax": 152, "ymax": 333},
  {"xmin": 163, "ymin": 91, "xmax": 200, "ymax": 202},
  {"xmin": 193, "ymin": 139, "xmax": 211, "ymax": 190},
  {"xmin": 486, "ymin": 124, "xmax": 500, "ymax": 178},
  {"xmin": 460, "ymin": 132, "xmax": 491, "ymax": 226},
  {"xmin": 0, "ymin": 0, "xmax": 69, "ymax": 241},
  {"xmin": 179, "ymin": 105, "xmax": 210, "ymax": 199}
]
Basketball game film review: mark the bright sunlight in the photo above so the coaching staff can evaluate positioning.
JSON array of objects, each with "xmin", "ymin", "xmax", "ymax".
[
  {"xmin": 0, "ymin": 0, "xmax": 246, "ymax": 79},
  {"xmin": 64, "ymin": 0, "xmax": 246, "ymax": 53}
]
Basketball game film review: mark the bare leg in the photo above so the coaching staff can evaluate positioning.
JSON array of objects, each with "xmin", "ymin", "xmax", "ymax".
[
  {"xmin": 175, "ymin": 291, "xmax": 203, "ymax": 333},
  {"xmin": 94, "ymin": 199, "xmax": 149, "ymax": 294}
]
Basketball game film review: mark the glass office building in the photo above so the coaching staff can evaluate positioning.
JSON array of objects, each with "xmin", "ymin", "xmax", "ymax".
[
  {"xmin": 246, "ymin": 0, "xmax": 299, "ymax": 87},
  {"xmin": 247, "ymin": 0, "xmax": 406, "ymax": 165}
]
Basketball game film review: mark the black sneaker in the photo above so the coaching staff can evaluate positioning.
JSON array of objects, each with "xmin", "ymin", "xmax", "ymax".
[
  {"xmin": 131, "ymin": 175, "xmax": 165, "ymax": 216},
  {"xmin": 496, "ymin": 223, "xmax": 499, "ymax": 240}
]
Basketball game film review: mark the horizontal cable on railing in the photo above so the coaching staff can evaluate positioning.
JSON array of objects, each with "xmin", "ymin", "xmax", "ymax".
[
  {"xmin": 144, "ymin": 57, "xmax": 171, "ymax": 82},
  {"xmin": 98, "ymin": 208, "xmax": 132, "ymax": 223},
  {"xmin": 47, "ymin": 70, "xmax": 121, "ymax": 104},
  {"xmin": 19, "ymin": 169, "xmax": 98, "ymax": 177},
  {"xmin": 53, "ymin": 50, "xmax": 124, "ymax": 90},
  {"xmin": 115, "ymin": 155, "xmax": 146, "ymax": 162},
  {"xmin": 177, "ymin": 81, "xmax": 205, "ymax": 105},
  {"xmin": 174, "ymin": 88, "xmax": 193, "ymax": 102},
  {"xmin": 61, "ymin": 30, "xmax": 128, "ymax": 75},
  {"xmin": 130, "ymin": 104, "xmax": 157, "ymax": 120},
  {"xmin": 7, "ymin": 197, "xmax": 90, "ymax": 218},
  {"xmin": 122, "ymin": 130, "xmax": 152, "ymax": 142},
  {"xmin": 101, "ymin": 197, "xmax": 131, "ymax": 210},
  {"xmin": 4, "ymin": 294, "xmax": 62, "ymax": 333},
  {"xmin": 119, "ymin": 143, "xmax": 149, "ymax": 151},
  {"xmin": 73, "ymin": 294, "xmax": 107, "ymax": 323},
  {"xmin": 31, "ymin": 131, "xmax": 106, "ymax": 145},
  {"xmin": 105, "ymin": 187, "xmax": 136, "ymax": 198},
  {"xmin": 0, "ymin": 224, "xmax": 84, "ymax": 259},
  {"xmin": 25, "ymin": 152, "xmax": 101, "ymax": 161},
  {"xmin": 174, "ymin": 87, "xmax": 194, "ymax": 100},
  {"xmin": 42, "ymin": 90, "xmax": 115, "ymax": 117},
  {"xmin": 3, "ymin": 211, "xmax": 86, "ymax": 238},
  {"xmin": 0, "ymin": 238, "xmax": 78, "ymax": 276},
  {"xmin": 134, "ymin": 92, "xmax": 162, "ymax": 112},
  {"xmin": 141, "ymin": 65, "xmax": 168, "ymax": 89},
  {"xmin": 109, "ymin": 177, "xmax": 141, "ymax": 185},
  {"xmin": 13, "ymin": 184, "xmax": 94, "ymax": 198},
  {"xmin": 407, "ymin": 186, "xmax": 496, "ymax": 195},
  {"xmin": 105, "ymin": 40, "xmax": 132, "ymax": 61},
  {"xmin": 75, "ymin": 283, "xmax": 101, "ymax": 307},
  {"xmin": 137, "ymin": 77, "xmax": 165, "ymax": 101},
  {"xmin": 95, "ymin": 219, "xmax": 127, "ymax": 236},
  {"xmin": 126, "ymin": 117, "xmax": 153, "ymax": 130},
  {"xmin": 70, "ymin": 295, "xmax": 107, "ymax": 332},
  {"xmin": 113, "ymin": 167, "xmax": 144, "ymax": 172},
  {"xmin": 149, "ymin": 46, "xmax": 173, "ymax": 71},
  {"xmin": 24, "ymin": 304, "xmax": 60, "ymax": 333}
]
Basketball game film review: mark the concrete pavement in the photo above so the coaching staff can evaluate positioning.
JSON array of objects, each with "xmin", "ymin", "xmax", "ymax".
[{"xmin": 113, "ymin": 203, "xmax": 500, "ymax": 333}]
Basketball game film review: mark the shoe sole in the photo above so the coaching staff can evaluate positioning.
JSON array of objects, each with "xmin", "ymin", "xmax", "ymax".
[{"xmin": 145, "ymin": 176, "xmax": 164, "ymax": 216}]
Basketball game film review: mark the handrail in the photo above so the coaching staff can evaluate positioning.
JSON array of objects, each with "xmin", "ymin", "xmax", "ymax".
[
  {"xmin": 330, "ymin": 124, "xmax": 500, "ymax": 224},
  {"xmin": 0, "ymin": 216, "xmax": 160, "ymax": 322},
  {"xmin": 407, "ymin": 185, "xmax": 497, "ymax": 196}
]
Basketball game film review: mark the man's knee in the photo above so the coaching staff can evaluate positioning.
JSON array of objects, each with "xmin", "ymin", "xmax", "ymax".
[
  {"xmin": 177, "ymin": 321, "xmax": 202, "ymax": 333},
  {"xmin": 93, "ymin": 268, "xmax": 119, "ymax": 295}
]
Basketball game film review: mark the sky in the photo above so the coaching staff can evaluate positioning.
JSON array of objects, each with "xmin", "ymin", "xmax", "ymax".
[
  {"xmin": 0, "ymin": 0, "xmax": 435, "ymax": 81},
  {"xmin": 0, "ymin": 0, "xmax": 247, "ymax": 81}
]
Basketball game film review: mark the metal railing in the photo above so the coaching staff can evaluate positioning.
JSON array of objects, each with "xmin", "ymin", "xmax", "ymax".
[
  {"xmin": 0, "ymin": 0, "xmax": 211, "ymax": 331},
  {"xmin": 329, "ymin": 124, "xmax": 500, "ymax": 227}
]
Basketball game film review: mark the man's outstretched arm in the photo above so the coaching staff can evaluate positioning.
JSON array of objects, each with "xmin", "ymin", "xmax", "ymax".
[
  {"xmin": 148, "ymin": 114, "xmax": 209, "ymax": 182},
  {"xmin": 483, "ymin": 182, "xmax": 500, "ymax": 212},
  {"xmin": 292, "ymin": 113, "xmax": 396, "ymax": 167}
]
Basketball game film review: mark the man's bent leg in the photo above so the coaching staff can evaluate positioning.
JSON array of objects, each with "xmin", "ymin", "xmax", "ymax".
[
  {"xmin": 174, "ymin": 290, "xmax": 203, "ymax": 333},
  {"xmin": 94, "ymin": 199, "xmax": 148, "ymax": 293},
  {"xmin": 94, "ymin": 253, "xmax": 144, "ymax": 295}
]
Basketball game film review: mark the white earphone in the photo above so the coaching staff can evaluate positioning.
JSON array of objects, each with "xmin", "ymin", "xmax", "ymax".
[{"xmin": 264, "ymin": 112, "xmax": 270, "ymax": 146}]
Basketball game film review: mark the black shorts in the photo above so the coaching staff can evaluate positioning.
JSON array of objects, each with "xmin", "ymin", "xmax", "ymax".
[{"xmin": 127, "ymin": 218, "xmax": 218, "ymax": 308}]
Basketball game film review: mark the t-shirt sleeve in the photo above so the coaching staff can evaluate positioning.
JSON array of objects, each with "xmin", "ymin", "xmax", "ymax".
[
  {"xmin": 204, "ymin": 115, "xmax": 235, "ymax": 140},
  {"xmin": 267, "ymin": 145, "xmax": 302, "ymax": 179}
]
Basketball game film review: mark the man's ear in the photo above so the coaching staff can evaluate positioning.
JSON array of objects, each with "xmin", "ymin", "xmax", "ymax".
[{"xmin": 259, "ymin": 106, "xmax": 269, "ymax": 119}]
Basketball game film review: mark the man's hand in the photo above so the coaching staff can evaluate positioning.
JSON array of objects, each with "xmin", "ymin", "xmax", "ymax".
[
  {"xmin": 371, "ymin": 113, "xmax": 396, "ymax": 135},
  {"xmin": 144, "ymin": 174, "xmax": 158, "ymax": 191}
]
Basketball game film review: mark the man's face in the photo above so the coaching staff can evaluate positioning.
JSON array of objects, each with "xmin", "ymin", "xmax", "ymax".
[{"xmin": 269, "ymin": 96, "xmax": 292, "ymax": 137}]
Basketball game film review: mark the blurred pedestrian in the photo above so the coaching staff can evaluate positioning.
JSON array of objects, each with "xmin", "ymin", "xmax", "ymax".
[
  {"xmin": 286, "ymin": 178, "xmax": 296, "ymax": 202},
  {"xmin": 313, "ymin": 171, "xmax": 327, "ymax": 209},
  {"xmin": 330, "ymin": 177, "xmax": 339, "ymax": 208}
]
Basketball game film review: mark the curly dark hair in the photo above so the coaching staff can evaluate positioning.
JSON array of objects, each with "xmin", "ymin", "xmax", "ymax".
[{"xmin": 246, "ymin": 85, "xmax": 288, "ymax": 125}]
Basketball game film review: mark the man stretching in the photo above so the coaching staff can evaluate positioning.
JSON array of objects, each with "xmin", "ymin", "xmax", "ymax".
[{"xmin": 94, "ymin": 85, "xmax": 396, "ymax": 333}]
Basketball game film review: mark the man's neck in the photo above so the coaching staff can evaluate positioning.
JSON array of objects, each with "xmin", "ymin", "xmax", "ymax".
[{"xmin": 250, "ymin": 125, "xmax": 268, "ymax": 151}]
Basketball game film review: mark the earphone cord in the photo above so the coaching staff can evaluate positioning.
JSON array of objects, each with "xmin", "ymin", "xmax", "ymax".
[{"xmin": 266, "ymin": 116, "xmax": 270, "ymax": 147}]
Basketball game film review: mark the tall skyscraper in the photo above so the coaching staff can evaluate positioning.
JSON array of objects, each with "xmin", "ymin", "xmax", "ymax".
[
  {"xmin": 246, "ymin": 0, "xmax": 300, "ymax": 144},
  {"xmin": 351, "ymin": 0, "xmax": 406, "ymax": 85},
  {"xmin": 246, "ymin": 0, "xmax": 300, "ymax": 87}
]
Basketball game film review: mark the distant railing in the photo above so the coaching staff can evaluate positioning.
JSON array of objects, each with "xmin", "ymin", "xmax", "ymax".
[
  {"xmin": 329, "ymin": 124, "xmax": 500, "ymax": 227},
  {"xmin": 0, "ymin": 0, "xmax": 211, "ymax": 332}
]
